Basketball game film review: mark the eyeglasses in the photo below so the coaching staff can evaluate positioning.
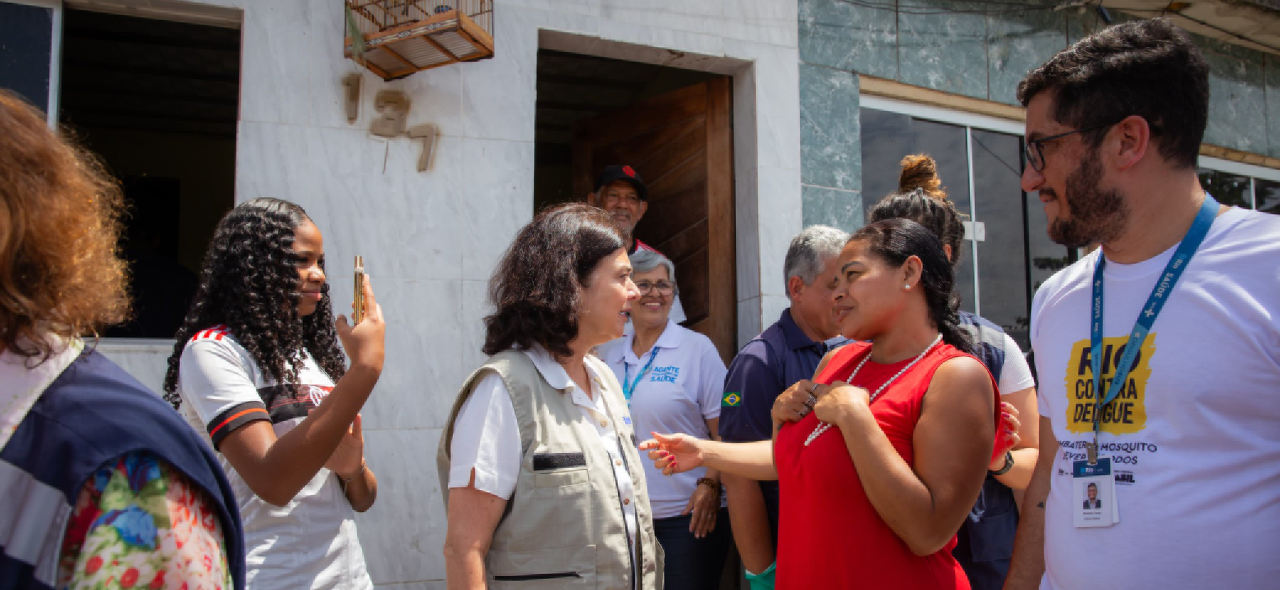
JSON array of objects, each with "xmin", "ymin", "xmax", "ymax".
[
  {"xmin": 1023, "ymin": 121, "xmax": 1120, "ymax": 172},
  {"xmin": 634, "ymin": 280, "xmax": 675, "ymax": 295}
]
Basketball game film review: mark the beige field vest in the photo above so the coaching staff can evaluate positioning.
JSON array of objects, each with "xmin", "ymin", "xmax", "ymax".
[{"xmin": 438, "ymin": 349, "xmax": 663, "ymax": 589}]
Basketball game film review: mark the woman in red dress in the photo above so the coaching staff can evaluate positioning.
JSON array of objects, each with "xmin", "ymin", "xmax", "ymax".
[{"xmin": 642, "ymin": 218, "xmax": 1000, "ymax": 589}]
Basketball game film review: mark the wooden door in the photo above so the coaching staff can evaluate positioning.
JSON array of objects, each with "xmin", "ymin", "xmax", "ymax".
[{"xmin": 572, "ymin": 77, "xmax": 736, "ymax": 363}]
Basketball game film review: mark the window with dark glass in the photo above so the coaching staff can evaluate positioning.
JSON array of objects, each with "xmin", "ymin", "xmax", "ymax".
[{"xmin": 859, "ymin": 107, "xmax": 1075, "ymax": 351}]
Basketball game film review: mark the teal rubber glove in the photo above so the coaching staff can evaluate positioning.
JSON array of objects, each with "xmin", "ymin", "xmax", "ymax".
[{"xmin": 744, "ymin": 562, "xmax": 776, "ymax": 590}]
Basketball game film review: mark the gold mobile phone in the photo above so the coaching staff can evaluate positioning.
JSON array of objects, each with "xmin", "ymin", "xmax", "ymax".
[{"xmin": 353, "ymin": 256, "xmax": 365, "ymax": 324}]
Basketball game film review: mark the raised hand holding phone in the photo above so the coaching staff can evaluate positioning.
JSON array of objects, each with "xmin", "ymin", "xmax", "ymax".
[
  {"xmin": 337, "ymin": 267, "xmax": 384, "ymax": 373},
  {"xmin": 353, "ymin": 256, "xmax": 365, "ymax": 324}
]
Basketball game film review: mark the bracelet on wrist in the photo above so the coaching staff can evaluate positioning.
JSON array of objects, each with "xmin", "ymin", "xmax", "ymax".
[
  {"xmin": 991, "ymin": 450, "xmax": 1014, "ymax": 476},
  {"xmin": 339, "ymin": 460, "xmax": 368, "ymax": 490},
  {"xmin": 696, "ymin": 477, "xmax": 721, "ymax": 493}
]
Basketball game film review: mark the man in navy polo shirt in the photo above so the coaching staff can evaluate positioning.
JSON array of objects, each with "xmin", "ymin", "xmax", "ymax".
[
  {"xmin": 588, "ymin": 164, "xmax": 686, "ymax": 323},
  {"xmin": 719, "ymin": 225, "xmax": 849, "ymax": 589}
]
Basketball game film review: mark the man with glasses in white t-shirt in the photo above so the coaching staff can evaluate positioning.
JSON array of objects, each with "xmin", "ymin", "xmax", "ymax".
[{"xmin": 1005, "ymin": 18, "xmax": 1280, "ymax": 590}]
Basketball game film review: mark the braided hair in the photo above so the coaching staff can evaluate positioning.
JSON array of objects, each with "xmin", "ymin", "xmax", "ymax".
[
  {"xmin": 867, "ymin": 154, "xmax": 967, "ymax": 269},
  {"xmin": 849, "ymin": 218, "xmax": 974, "ymax": 355},
  {"xmin": 162, "ymin": 198, "xmax": 346, "ymax": 408}
]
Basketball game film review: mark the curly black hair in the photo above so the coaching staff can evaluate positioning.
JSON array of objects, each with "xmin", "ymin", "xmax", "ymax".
[
  {"xmin": 849, "ymin": 218, "xmax": 974, "ymax": 355},
  {"xmin": 483, "ymin": 202, "xmax": 625, "ymax": 359},
  {"xmin": 163, "ymin": 198, "xmax": 346, "ymax": 408}
]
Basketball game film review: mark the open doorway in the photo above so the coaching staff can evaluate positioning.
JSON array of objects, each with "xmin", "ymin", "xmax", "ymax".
[
  {"xmin": 534, "ymin": 49, "xmax": 737, "ymax": 362},
  {"xmin": 58, "ymin": 7, "xmax": 240, "ymax": 339}
]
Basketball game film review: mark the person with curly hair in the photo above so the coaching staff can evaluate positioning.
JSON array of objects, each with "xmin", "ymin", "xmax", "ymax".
[
  {"xmin": 438, "ymin": 202, "xmax": 663, "ymax": 589},
  {"xmin": 165, "ymin": 197, "xmax": 386, "ymax": 589},
  {"xmin": 0, "ymin": 89, "xmax": 245, "ymax": 590}
]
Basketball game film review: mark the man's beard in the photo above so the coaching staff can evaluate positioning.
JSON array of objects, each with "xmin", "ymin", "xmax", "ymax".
[{"xmin": 1045, "ymin": 148, "xmax": 1128, "ymax": 248}]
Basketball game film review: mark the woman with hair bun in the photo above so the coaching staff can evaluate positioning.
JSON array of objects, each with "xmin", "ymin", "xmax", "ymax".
[
  {"xmin": 869, "ymin": 154, "xmax": 1040, "ymax": 590},
  {"xmin": 641, "ymin": 218, "xmax": 1005, "ymax": 589},
  {"xmin": 166, "ymin": 197, "xmax": 385, "ymax": 590}
]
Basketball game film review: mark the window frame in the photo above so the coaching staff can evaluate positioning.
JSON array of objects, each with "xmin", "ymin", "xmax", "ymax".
[
  {"xmin": 1198, "ymin": 156, "xmax": 1280, "ymax": 211},
  {"xmin": 4, "ymin": 0, "xmax": 63, "ymax": 126},
  {"xmin": 859, "ymin": 95, "xmax": 1029, "ymax": 318}
]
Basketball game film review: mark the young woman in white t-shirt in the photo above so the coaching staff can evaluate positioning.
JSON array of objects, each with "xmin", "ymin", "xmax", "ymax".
[{"xmin": 163, "ymin": 197, "xmax": 386, "ymax": 590}]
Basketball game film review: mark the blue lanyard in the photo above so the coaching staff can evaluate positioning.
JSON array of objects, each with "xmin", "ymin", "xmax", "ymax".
[
  {"xmin": 1090, "ymin": 194, "xmax": 1219, "ymax": 443},
  {"xmin": 623, "ymin": 347, "xmax": 660, "ymax": 401}
]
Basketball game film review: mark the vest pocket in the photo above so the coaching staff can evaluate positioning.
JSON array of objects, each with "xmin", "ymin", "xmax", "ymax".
[
  {"xmin": 494, "ymin": 572, "xmax": 581, "ymax": 581},
  {"xmin": 489, "ymin": 544, "xmax": 596, "ymax": 588},
  {"xmin": 533, "ymin": 467, "xmax": 589, "ymax": 488}
]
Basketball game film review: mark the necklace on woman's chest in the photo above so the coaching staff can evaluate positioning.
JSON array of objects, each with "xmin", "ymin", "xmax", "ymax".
[{"xmin": 804, "ymin": 334, "xmax": 943, "ymax": 447}]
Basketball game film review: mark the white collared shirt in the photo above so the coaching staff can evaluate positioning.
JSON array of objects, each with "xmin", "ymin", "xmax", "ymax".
[{"xmin": 448, "ymin": 345, "xmax": 639, "ymax": 560}]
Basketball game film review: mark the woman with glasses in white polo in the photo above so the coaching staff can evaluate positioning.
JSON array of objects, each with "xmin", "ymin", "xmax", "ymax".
[{"xmin": 597, "ymin": 248, "xmax": 730, "ymax": 590}]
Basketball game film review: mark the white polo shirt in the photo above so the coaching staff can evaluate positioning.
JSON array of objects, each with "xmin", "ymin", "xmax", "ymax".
[
  {"xmin": 448, "ymin": 345, "xmax": 640, "ymax": 562},
  {"xmin": 597, "ymin": 321, "xmax": 727, "ymax": 519}
]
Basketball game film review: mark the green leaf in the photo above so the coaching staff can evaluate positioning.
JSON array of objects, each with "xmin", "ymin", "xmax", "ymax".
[
  {"xmin": 98, "ymin": 470, "xmax": 133, "ymax": 512},
  {"xmin": 345, "ymin": 5, "xmax": 367, "ymax": 63}
]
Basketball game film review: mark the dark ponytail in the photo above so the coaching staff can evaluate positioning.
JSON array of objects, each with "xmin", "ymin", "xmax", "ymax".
[{"xmin": 849, "ymin": 218, "xmax": 974, "ymax": 354}]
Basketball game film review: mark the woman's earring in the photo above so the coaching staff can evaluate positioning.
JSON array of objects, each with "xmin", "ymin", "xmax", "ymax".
[{"xmin": 904, "ymin": 284, "xmax": 911, "ymax": 290}]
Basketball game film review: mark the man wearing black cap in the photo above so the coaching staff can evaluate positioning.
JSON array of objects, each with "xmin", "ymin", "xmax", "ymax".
[{"xmin": 588, "ymin": 164, "xmax": 686, "ymax": 323}]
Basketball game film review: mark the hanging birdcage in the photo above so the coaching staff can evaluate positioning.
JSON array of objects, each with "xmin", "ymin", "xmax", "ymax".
[{"xmin": 344, "ymin": 0, "xmax": 494, "ymax": 80}]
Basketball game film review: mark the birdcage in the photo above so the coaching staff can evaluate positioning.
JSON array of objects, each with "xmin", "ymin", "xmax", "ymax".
[{"xmin": 344, "ymin": 0, "xmax": 494, "ymax": 79}]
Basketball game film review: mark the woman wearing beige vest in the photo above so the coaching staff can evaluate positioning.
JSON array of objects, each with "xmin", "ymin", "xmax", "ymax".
[{"xmin": 439, "ymin": 203, "xmax": 664, "ymax": 589}]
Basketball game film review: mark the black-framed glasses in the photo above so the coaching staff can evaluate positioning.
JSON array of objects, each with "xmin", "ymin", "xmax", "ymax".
[
  {"xmin": 634, "ymin": 280, "xmax": 675, "ymax": 295},
  {"xmin": 1023, "ymin": 121, "xmax": 1120, "ymax": 172}
]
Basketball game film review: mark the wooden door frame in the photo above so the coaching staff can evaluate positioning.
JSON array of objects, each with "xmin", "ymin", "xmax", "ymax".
[{"xmin": 570, "ymin": 78, "xmax": 736, "ymax": 362}]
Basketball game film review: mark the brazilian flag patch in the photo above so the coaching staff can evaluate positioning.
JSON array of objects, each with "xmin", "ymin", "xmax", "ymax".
[{"xmin": 722, "ymin": 392, "xmax": 742, "ymax": 407}]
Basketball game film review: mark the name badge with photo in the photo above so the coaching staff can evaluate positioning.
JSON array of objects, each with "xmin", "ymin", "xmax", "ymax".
[{"xmin": 1072, "ymin": 457, "xmax": 1119, "ymax": 528}]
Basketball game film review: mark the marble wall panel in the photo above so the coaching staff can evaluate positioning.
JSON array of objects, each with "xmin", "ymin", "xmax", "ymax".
[
  {"xmin": 358, "ymin": 279, "xmax": 466, "ymax": 432},
  {"xmin": 1202, "ymin": 37, "xmax": 1269, "ymax": 155},
  {"xmin": 735, "ymin": 165, "xmax": 762, "ymax": 305},
  {"xmin": 896, "ymin": 0, "xmax": 990, "ymax": 100},
  {"xmin": 755, "ymin": 165, "xmax": 804, "ymax": 300},
  {"xmin": 1267, "ymin": 55, "xmax": 1280, "ymax": 159},
  {"xmin": 761, "ymin": 294, "xmax": 791, "ymax": 335},
  {"xmin": 236, "ymin": 122, "xmax": 466, "ymax": 281},
  {"xmin": 1065, "ymin": 8, "xmax": 1137, "ymax": 45},
  {"xmin": 301, "ymin": 0, "xmax": 398, "ymax": 132},
  {"xmin": 737, "ymin": 295, "xmax": 763, "ymax": 347},
  {"xmin": 986, "ymin": 1, "xmax": 1066, "ymax": 106},
  {"xmin": 503, "ymin": 0, "xmax": 601, "ymax": 18},
  {"xmin": 597, "ymin": 0, "xmax": 723, "ymax": 38},
  {"xmin": 460, "ymin": 6, "xmax": 540, "ymax": 142},
  {"xmin": 722, "ymin": 0, "xmax": 798, "ymax": 47},
  {"xmin": 597, "ymin": 18, "xmax": 726, "ymax": 59},
  {"xmin": 802, "ymin": 185, "xmax": 863, "ymax": 234},
  {"xmin": 459, "ymin": 279, "xmax": 492, "ymax": 377},
  {"xmin": 239, "ymin": 1, "xmax": 318, "ymax": 126},
  {"xmin": 798, "ymin": 0, "xmax": 897, "ymax": 78},
  {"xmin": 800, "ymin": 63, "xmax": 860, "ymax": 191},
  {"xmin": 353, "ymin": 428, "xmax": 449, "ymax": 586},
  {"xmin": 726, "ymin": 38, "xmax": 802, "ymax": 171},
  {"xmin": 456, "ymin": 138, "xmax": 537, "ymax": 281}
]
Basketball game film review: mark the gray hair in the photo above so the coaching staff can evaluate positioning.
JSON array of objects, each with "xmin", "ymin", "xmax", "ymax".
[
  {"xmin": 783, "ymin": 225, "xmax": 849, "ymax": 295},
  {"xmin": 629, "ymin": 248, "xmax": 677, "ymax": 289}
]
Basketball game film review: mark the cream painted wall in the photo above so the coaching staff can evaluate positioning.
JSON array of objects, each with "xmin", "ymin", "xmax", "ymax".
[{"xmin": 97, "ymin": 0, "xmax": 801, "ymax": 586}]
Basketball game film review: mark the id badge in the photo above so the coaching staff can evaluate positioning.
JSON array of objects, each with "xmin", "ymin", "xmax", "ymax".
[{"xmin": 1072, "ymin": 457, "xmax": 1119, "ymax": 528}]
